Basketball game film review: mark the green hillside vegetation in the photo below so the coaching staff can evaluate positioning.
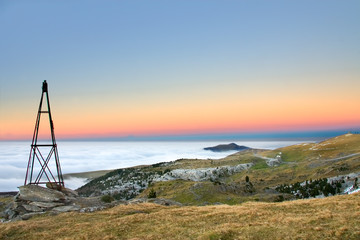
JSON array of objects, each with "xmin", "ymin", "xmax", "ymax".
[
  {"xmin": 138, "ymin": 134, "xmax": 360, "ymax": 204},
  {"xmin": 77, "ymin": 134, "xmax": 360, "ymax": 205},
  {"xmin": 264, "ymin": 133, "xmax": 360, "ymax": 162},
  {"xmin": 0, "ymin": 193, "xmax": 359, "ymax": 239}
]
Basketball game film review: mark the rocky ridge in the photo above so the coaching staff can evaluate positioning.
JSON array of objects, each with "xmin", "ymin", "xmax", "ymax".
[
  {"xmin": 1, "ymin": 185, "xmax": 78, "ymax": 221},
  {"xmin": 154, "ymin": 163, "xmax": 254, "ymax": 182},
  {"xmin": 1, "ymin": 185, "xmax": 181, "ymax": 222},
  {"xmin": 256, "ymin": 152, "xmax": 283, "ymax": 167},
  {"xmin": 78, "ymin": 162, "xmax": 254, "ymax": 199}
]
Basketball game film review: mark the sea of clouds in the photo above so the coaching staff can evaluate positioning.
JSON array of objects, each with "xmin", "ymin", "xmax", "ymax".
[{"xmin": 0, "ymin": 140, "xmax": 311, "ymax": 192}]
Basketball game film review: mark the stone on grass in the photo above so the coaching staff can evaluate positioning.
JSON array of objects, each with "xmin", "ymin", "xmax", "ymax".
[
  {"xmin": 60, "ymin": 187, "xmax": 79, "ymax": 197},
  {"xmin": 22, "ymin": 204, "xmax": 43, "ymax": 212},
  {"xmin": 52, "ymin": 205, "xmax": 81, "ymax": 213},
  {"xmin": 29, "ymin": 201, "xmax": 64, "ymax": 209},
  {"xmin": 18, "ymin": 185, "xmax": 66, "ymax": 202}
]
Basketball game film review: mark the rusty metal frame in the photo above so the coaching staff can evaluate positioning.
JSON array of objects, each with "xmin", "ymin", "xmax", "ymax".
[{"xmin": 24, "ymin": 80, "xmax": 64, "ymax": 187}]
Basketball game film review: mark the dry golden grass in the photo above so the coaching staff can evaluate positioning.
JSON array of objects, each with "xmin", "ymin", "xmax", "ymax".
[
  {"xmin": 264, "ymin": 133, "xmax": 360, "ymax": 162},
  {"xmin": 1, "ymin": 193, "xmax": 359, "ymax": 240}
]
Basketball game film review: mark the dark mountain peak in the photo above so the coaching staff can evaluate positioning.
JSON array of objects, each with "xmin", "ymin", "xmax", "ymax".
[{"xmin": 204, "ymin": 143, "xmax": 250, "ymax": 152}]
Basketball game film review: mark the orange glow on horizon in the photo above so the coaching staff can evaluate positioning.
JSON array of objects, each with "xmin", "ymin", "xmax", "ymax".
[
  {"xmin": 1, "ymin": 96, "xmax": 360, "ymax": 141},
  {"xmin": 1, "ymin": 78, "xmax": 360, "ymax": 140},
  {"xmin": 2, "ymin": 119, "xmax": 359, "ymax": 141}
]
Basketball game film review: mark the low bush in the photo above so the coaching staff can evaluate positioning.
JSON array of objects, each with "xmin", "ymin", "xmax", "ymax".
[{"xmin": 101, "ymin": 195, "xmax": 115, "ymax": 203}]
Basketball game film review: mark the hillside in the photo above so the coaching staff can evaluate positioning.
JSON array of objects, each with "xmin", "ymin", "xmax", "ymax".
[
  {"xmin": 0, "ymin": 193, "xmax": 359, "ymax": 239},
  {"xmin": 76, "ymin": 134, "xmax": 360, "ymax": 204}
]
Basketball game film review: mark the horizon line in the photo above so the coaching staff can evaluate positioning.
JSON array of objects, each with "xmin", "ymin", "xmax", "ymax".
[{"xmin": 2, "ymin": 129, "xmax": 359, "ymax": 142}]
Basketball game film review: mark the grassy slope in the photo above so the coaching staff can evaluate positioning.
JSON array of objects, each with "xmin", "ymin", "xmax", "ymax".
[
  {"xmin": 263, "ymin": 133, "xmax": 360, "ymax": 164},
  {"xmin": 0, "ymin": 197, "xmax": 13, "ymax": 213},
  {"xmin": 139, "ymin": 134, "xmax": 360, "ymax": 204},
  {"xmin": 258, "ymin": 133, "xmax": 360, "ymax": 183},
  {"xmin": 0, "ymin": 193, "xmax": 359, "ymax": 239}
]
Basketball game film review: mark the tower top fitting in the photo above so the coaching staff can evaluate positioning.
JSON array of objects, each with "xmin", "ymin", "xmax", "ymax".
[{"xmin": 42, "ymin": 80, "xmax": 48, "ymax": 93}]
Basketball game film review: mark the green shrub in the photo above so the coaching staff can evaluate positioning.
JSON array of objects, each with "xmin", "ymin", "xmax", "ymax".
[
  {"xmin": 275, "ymin": 195, "xmax": 284, "ymax": 202},
  {"xmin": 148, "ymin": 188, "xmax": 157, "ymax": 198},
  {"xmin": 101, "ymin": 195, "xmax": 115, "ymax": 203}
]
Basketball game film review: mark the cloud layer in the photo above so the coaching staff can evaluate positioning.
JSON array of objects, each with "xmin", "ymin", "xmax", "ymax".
[{"xmin": 0, "ymin": 140, "xmax": 307, "ymax": 191}]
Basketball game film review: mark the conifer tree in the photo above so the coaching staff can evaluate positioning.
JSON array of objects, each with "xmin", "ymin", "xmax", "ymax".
[{"xmin": 148, "ymin": 188, "xmax": 157, "ymax": 198}]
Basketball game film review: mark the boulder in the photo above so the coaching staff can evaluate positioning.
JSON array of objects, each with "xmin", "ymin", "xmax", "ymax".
[
  {"xmin": 46, "ymin": 182, "xmax": 63, "ymax": 191},
  {"xmin": 60, "ymin": 187, "xmax": 79, "ymax": 198},
  {"xmin": 29, "ymin": 201, "xmax": 64, "ymax": 209},
  {"xmin": 52, "ymin": 205, "xmax": 81, "ymax": 213},
  {"xmin": 22, "ymin": 204, "xmax": 43, "ymax": 212},
  {"xmin": 18, "ymin": 185, "xmax": 66, "ymax": 202},
  {"xmin": 3, "ymin": 208, "xmax": 16, "ymax": 220}
]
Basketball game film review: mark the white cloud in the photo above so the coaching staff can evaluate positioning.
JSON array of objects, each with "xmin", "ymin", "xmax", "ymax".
[
  {"xmin": 64, "ymin": 177, "xmax": 88, "ymax": 190},
  {"xmin": 0, "ymin": 165, "xmax": 25, "ymax": 179},
  {"xmin": 0, "ymin": 140, "xmax": 309, "ymax": 191}
]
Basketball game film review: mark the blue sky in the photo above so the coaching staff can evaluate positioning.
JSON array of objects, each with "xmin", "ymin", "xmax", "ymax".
[{"xmin": 1, "ymin": 1, "xmax": 359, "ymax": 140}]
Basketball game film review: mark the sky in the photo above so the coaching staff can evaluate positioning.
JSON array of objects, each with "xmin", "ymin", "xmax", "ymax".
[{"xmin": 0, "ymin": 0, "xmax": 360, "ymax": 140}]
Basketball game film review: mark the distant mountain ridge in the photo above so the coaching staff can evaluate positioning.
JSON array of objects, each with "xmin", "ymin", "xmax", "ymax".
[
  {"xmin": 204, "ymin": 143, "xmax": 250, "ymax": 152},
  {"xmin": 76, "ymin": 133, "xmax": 360, "ymax": 205}
]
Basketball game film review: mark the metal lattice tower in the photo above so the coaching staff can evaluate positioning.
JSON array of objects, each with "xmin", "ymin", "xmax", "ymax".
[{"xmin": 24, "ymin": 80, "xmax": 64, "ymax": 188}]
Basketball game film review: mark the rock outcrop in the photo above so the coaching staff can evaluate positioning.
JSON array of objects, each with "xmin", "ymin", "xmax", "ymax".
[
  {"xmin": 2, "ymin": 185, "xmax": 80, "ymax": 221},
  {"xmin": 17, "ymin": 185, "xmax": 67, "ymax": 202},
  {"xmin": 1, "ymin": 185, "xmax": 180, "ymax": 222},
  {"xmin": 78, "ymin": 161, "xmax": 254, "ymax": 199},
  {"xmin": 154, "ymin": 163, "xmax": 254, "ymax": 182}
]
